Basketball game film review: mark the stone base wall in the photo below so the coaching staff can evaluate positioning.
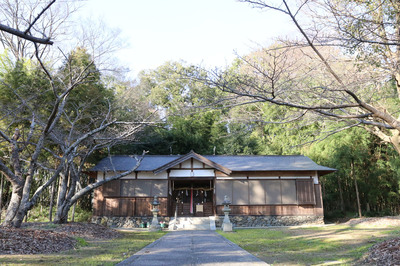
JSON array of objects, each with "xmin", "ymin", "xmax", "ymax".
[
  {"xmin": 91, "ymin": 216, "xmax": 171, "ymax": 228},
  {"xmin": 91, "ymin": 215, "xmax": 323, "ymax": 228},
  {"xmin": 215, "ymin": 215, "xmax": 324, "ymax": 227}
]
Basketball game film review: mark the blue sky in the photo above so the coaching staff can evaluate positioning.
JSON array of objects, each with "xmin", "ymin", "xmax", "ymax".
[{"xmin": 80, "ymin": 0, "xmax": 294, "ymax": 77}]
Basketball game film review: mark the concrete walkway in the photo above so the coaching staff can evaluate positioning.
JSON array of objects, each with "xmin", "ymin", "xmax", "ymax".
[{"xmin": 117, "ymin": 230, "xmax": 269, "ymax": 266}]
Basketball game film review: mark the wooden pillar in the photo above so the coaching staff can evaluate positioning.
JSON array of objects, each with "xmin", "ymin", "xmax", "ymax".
[{"xmin": 213, "ymin": 178, "xmax": 216, "ymax": 215}]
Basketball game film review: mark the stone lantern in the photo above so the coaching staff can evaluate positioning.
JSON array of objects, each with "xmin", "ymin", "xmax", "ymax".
[
  {"xmin": 222, "ymin": 195, "xmax": 233, "ymax": 232},
  {"xmin": 149, "ymin": 196, "xmax": 161, "ymax": 231}
]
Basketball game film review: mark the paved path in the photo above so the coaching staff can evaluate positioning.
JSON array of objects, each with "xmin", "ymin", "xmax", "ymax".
[{"xmin": 117, "ymin": 230, "xmax": 269, "ymax": 266}]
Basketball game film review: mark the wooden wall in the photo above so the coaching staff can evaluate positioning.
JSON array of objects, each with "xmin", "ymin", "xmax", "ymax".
[
  {"xmin": 93, "ymin": 181, "xmax": 168, "ymax": 217},
  {"xmin": 216, "ymin": 184, "xmax": 323, "ymax": 216},
  {"xmin": 93, "ymin": 196, "xmax": 168, "ymax": 216},
  {"xmin": 93, "ymin": 174, "xmax": 324, "ymax": 217},
  {"xmin": 215, "ymin": 179, "xmax": 315, "ymax": 205}
]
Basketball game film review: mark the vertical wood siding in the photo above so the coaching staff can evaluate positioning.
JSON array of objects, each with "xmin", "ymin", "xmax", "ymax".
[
  {"xmin": 214, "ymin": 179, "xmax": 322, "ymax": 216},
  {"xmin": 314, "ymin": 184, "xmax": 324, "ymax": 215},
  {"xmin": 94, "ymin": 180, "xmax": 168, "ymax": 216},
  {"xmin": 216, "ymin": 205, "xmax": 317, "ymax": 216},
  {"xmin": 297, "ymin": 180, "xmax": 316, "ymax": 204},
  {"xmin": 216, "ymin": 180, "xmax": 300, "ymax": 205},
  {"xmin": 94, "ymin": 175, "xmax": 323, "ymax": 217},
  {"xmin": 94, "ymin": 196, "xmax": 168, "ymax": 217},
  {"xmin": 102, "ymin": 180, "xmax": 120, "ymax": 197}
]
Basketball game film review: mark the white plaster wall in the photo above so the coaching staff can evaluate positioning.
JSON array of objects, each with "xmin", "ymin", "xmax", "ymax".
[
  {"xmin": 97, "ymin": 171, "xmax": 136, "ymax": 181},
  {"xmin": 96, "ymin": 172, "xmax": 103, "ymax": 181},
  {"xmin": 216, "ymin": 176, "xmax": 247, "ymax": 180},
  {"xmin": 120, "ymin": 173, "xmax": 136, "ymax": 179},
  {"xmin": 181, "ymin": 159, "xmax": 191, "ymax": 168},
  {"xmin": 192, "ymin": 160, "xmax": 203, "ymax": 168},
  {"xmin": 314, "ymin": 171, "xmax": 319, "ymax": 184},
  {"xmin": 137, "ymin": 171, "xmax": 168, "ymax": 179},
  {"xmin": 104, "ymin": 171, "xmax": 122, "ymax": 179},
  {"xmin": 248, "ymin": 176, "xmax": 279, "ymax": 180},
  {"xmin": 280, "ymin": 176, "xmax": 312, "ymax": 179},
  {"xmin": 169, "ymin": 169, "xmax": 214, "ymax": 177}
]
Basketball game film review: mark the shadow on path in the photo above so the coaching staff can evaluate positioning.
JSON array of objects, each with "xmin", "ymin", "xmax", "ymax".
[{"xmin": 117, "ymin": 230, "xmax": 269, "ymax": 266}]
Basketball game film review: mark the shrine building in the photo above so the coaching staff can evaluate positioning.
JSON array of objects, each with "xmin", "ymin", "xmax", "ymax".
[{"xmin": 89, "ymin": 151, "xmax": 335, "ymax": 227}]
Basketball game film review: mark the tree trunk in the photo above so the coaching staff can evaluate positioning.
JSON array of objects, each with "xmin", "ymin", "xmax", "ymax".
[
  {"xmin": 391, "ymin": 129, "xmax": 400, "ymax": 155},
  {"xmin": 12, "ymin": 171, "xmax": 35, "ymax": 227},
  {"xmin": 53, "ymin": 153, "xmax": 145, "ymax": 224},
  {"xmin": 54, "ymin": 170, "xmax": 69, "ymax": 224},
  {"xmin": 0, "ymin": 172, "xmax": 4, "ymax": 223},
  {"xmin": 2, "ymin": 184, "xmax": 23, "ymax": 226},
  {"xmin": 49, "ymin": 177, "xmax": 56, "ymax": 222},
  {"xmin": 337, "ymin": 175, "xmax": 345, "ymax": 212},
  {"xmin": 54, "ymin": 203, "xmax": 70, "ymax": 224},
  {"xmin": 351, "ymin": 160, "xmax": 362, "ymax": 218},
  {"xmin": 54, "ymin": 166, "xmax": 79, "ymax": 224},
  {"xmin": 2, "ymin": 130, "xmax": 25, "ymax": 227},
  {"xmin": 71, "ymin": 202, "xmax": 76, "ymax": 222}
]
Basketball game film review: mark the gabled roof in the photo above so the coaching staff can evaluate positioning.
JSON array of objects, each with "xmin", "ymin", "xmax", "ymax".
[
  {"xmin": 153, "ymin": 150, "xmax": 232, "ymax": 175},
  {"xmin": 90, "ymin": 152, "xmax": 336, "ymax": 175},
  {"xmin": 207, "ymin": 155, "xmax": 335, "ymax": 173},
  {"xmin": 90, "ymin": 155, "xmax": 180, "ymax": 172}
]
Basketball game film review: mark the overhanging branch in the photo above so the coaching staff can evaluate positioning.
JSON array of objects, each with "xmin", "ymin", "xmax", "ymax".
[{"xmin": 0, "ymin": 24, "xmax": 53, "ymax": 45}]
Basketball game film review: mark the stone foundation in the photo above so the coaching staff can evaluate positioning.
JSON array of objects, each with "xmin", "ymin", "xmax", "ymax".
[
  {"xmin": 91, "ymin": 216, "xmax": 171, "ymax": 228},
  {"xmin": 92, "ymin": 215, "xmax": 323, "ymax": 228},
  {"xmin": 215, "ymin": 215, "xmax": 324, "ymax": 227}
]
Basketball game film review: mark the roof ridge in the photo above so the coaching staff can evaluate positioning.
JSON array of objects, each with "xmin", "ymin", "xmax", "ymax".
[
  {"xmin": 89, "ymin": 154, "xmax": 336, "ymax": 175},
  {"xmin": 100, "ymin": 154, "xmax": 306, "ymax": 157},
  {"xmin": 204, "ymin": 155, "xmax": 305, "ymax": 157}
]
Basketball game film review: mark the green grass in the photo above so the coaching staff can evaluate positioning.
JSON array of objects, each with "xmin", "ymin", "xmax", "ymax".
[
  {"xmin": 0, "ymin": 205, "xmax": 93, "ymax": 223},
  {"xmin": 219, "ymin": 225, "xmax": 400, "ymax": 265},
  {"xmin": 75, "ymin": 237, "xmax": 89, "ymax": 247},
  {"xmin": 0, "ymin": 230, "xmax": 166, "ymax": 266}
]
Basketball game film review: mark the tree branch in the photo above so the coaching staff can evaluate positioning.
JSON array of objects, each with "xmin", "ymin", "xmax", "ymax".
[
  {"xmin": 24, "ymin": 0, "xmax": 56, "ymax": 35},
  {"xmin": 0, "ymin": 23, "xmax": 53, "ymax": 45}
]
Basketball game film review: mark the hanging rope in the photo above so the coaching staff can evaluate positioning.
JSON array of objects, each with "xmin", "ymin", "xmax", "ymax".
[{"xmin": 174, "ymin": 187, "xmax": 213, "ymax": 191}]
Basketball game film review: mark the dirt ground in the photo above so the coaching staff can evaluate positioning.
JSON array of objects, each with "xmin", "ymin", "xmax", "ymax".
[
  {"xmin": 344, "ymin": 217, "xmax": 400, "ymax": 265},
  {"xmin": 0, "ymin": 217, "xmax": 400, "ymax": 265},
  {"xmin": 0, "ymin": 222, "xmax": 121, "ymax": 254},
  {"xmin": 296, "ymin": 216, "xmax": 400, "ymax": 265}
]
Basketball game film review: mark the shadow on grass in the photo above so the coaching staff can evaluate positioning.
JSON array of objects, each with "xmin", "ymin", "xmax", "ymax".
[
  {"xmin": 0, "ymin": 231, "xmax": 166, "ymax": 266},
  {"xmin": 219, "ymin": 225, "xmax": 400, "ymax": 265}
]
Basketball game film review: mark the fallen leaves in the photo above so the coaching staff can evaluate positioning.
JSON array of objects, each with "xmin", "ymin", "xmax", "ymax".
[
  {"xmin": 364, "ymin": 237, "xmax": 400, "ymax": 265},
  {"xmin": 0, "ymin": 228, "xmax": 74, "ymax": 254},
  {"xmin": 0, "ymin": 222, "xmax": 121, "ymax": 255}
]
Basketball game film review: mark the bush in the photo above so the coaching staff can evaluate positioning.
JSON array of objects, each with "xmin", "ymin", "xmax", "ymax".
[
  {"xmin": 324, "ymin": 209, "xmax": 346, "ymax": 221},
  {"xmin": 69, "ymin": 206, "xmax": 92, "ymax": 222},
  {"xmin": 23, "ymin": 205, "xmax": 92, "ymax": 223}
]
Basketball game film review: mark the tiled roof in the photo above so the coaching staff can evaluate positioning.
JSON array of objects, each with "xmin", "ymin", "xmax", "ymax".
[
  {"xmin": 153, "ymin": 151, "xmax": 232, "ymax": 175},
  {"xmin": 90, "ymin": 154, "xmax": 335, "ymax": 174}
]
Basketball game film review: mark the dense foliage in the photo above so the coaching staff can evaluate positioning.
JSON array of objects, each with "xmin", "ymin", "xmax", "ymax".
[
  {"xmin": 1, "ymin": 0, "xmax": 400, "ymax": 223},
  {"xmin": 118, "ymin": 60, "xmax": 400, "ymax": 219},
  {"xmin": 1, "ymin": 54, "xmax": 399, "ymax": 222}
]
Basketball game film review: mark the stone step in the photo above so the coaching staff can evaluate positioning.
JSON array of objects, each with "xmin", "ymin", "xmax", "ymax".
[
  {"xmin": 209, "ymin": 216, "xmax": 216, "ymax": 230},
  {"xmin": 169, "ymin": 216, "xmax": 217, "ymax": 231}
]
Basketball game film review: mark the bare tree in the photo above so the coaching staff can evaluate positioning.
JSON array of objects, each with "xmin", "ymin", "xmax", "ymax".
[
  {"xmin": 0, "ymin": 0, "xmax": 151, "ymax": 227},
  {"xmin": 0, "ymin": 0, "xmax": 79, "ymax": 59},
  {"xmin": 193, "ymin": 0, "xmax": 400, "ymax": 155},
  {"xmin": 0, "ymin": 52, "xmax": 151, "ymax": 227},
  {"xmin": 0, "ymin": 60, "xmax": 84, "ymax": 226}
]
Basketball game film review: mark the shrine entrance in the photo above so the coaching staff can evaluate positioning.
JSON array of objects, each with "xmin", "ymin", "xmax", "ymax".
[{"xmin": 170, "ymin": 179, "xmax": 214, "ymax": 217}]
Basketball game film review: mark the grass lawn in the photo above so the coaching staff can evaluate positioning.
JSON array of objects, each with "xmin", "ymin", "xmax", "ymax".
[
  {"xmin": 219, "ymin": 224, "xmax": 400, "ymax": 265},
  {"xmin": 0, "ymin": 230, "xmax": 166, "ymax": 266}
]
